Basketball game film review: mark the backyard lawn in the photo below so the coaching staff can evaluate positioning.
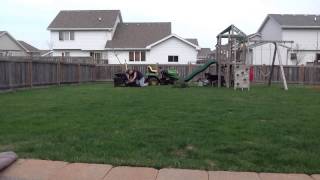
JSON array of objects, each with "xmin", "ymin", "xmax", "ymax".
[{"xmin": 0, "ymin": 83, "xmax": 320, "ymax": 174}]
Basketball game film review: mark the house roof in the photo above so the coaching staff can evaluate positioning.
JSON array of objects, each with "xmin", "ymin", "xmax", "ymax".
[
  {"xmin": 40, "ymin": 50, "xmax": 53, "ymax": 56},
  {"xmin": 48, "ymin": 10, "xmax": 122, "ymax": 30},
  {"xmin": 269, "ymin": 14, "xmax": 320, "ymax": 27},
  {"xmin": 258, "ymin": 14, "xmax": 320, "ymax": 32},
  {"xmin": 197, "ymin": 48, "xmax": 212, "ymax": 58},
  {"xmin": 185, "ymin": 38, "xmax": 199, "ymax": 46},
  {"xmin": 105, "ymin": 22, "xmax": 171, "ymax": 49},
  {"xmin": 0, "ymin": 31, "xmax": 30, "ymax": 52},
  {"xmin": 18, "ymin": 40, "xmax": 39, "ymax": 52}
]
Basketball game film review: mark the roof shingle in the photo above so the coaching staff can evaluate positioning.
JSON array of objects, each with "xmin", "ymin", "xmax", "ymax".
[
  {"xmin": 185, "ymin": 38, "xmax": 199, "ymax": 46},
  {"xmin": 18, "ymin": 41, "xmax": 39, "ymax": 52},
  {"xmin": 198, "ymin": 48, "xmax": 213, "ymax": 58},
  {"xmin": 269, "ymin": 14, "xmax": 320, "ymax": 27},
  {"xmin": 105, "ymin": 23, "xmax": 171, "ymax": 49},
  {"xmin": 48, "ymin": 10, "xmax": 121, "ymax": 29}
]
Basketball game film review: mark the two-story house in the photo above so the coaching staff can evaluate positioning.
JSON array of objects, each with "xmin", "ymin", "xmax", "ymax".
[
  {"xmin": 251, "ymin": 14, "xmax": 320, "ymax": 65},
  {"xmin": 48, "ymin": 10, "xmax": 122, "ymax": 60},
  {"xmin": 48, "ymin": 10, "xmax": 200, "ymax": 64}
]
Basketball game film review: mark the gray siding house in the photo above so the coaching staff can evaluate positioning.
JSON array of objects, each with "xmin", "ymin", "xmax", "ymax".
[
  {"xmin": 0, "ymin": 31, "xmax": 40, "ymax": 57},
  {"xmin": 251, "ymin": 14, "xmax": 320, "ymax": 65}
]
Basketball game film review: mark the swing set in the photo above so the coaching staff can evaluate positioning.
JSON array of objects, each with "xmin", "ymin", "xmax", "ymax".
[{"xmin": 248, "ymin": 40, "xmax": 294, "ymax": 90}]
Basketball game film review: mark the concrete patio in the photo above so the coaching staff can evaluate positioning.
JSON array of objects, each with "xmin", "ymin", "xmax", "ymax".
[{"xmin": 0, "ymin": 159, "xmax": 319, "ymax": 180}]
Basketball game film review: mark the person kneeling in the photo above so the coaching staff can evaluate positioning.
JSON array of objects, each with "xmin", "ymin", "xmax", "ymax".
[{"xmin": 126, "ymin": 69, "xmax": 148, "ymax": 87}]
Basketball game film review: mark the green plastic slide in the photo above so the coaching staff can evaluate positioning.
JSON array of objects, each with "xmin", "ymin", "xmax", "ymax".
[{"xmin": 184, "ymin": 60, "xmax": 217, "ymax": 82}]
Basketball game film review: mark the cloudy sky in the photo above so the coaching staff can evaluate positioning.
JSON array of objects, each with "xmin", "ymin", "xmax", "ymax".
[{"xmin": 1, "ymin": 0, "xmax": 319, "ymax": 49}]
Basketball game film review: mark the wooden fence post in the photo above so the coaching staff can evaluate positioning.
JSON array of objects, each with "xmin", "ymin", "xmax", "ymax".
[
  {"xmin": 29, "ymin": 60, "xmax": 33, "ymax": 87},
  {"xmin": 299, "ymin": 65, "xmax": 305, "ymax": 85},
  {"xmin": 8, "ymin": 60, "xmax": 12, "ymax": 89},
  {"xmin": 57, "ymin": 59, "xmax": 61, "ymax": 85},
  {"xmin": 78, "ymin": 63, "xmax": 81, "ymax": 83},
  {"xmin": 93, "ymin": 64, "xmax": 96, "ymax": 82},
  {"xmin": 105, "ymin": 65, "xmax": 108, "ymax": 80},
  {"xmin": 263, "ymin": 65, "xmax": 268, "ymax": 83},
  {"xmin": 188, "ymin": 62, "xmax": 192, "ymax": 75},
  {"xmin": 311, "ymin": 66, "xmax": 315, "ymax": 85}
]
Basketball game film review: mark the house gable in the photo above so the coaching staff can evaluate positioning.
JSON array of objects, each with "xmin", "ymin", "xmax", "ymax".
[
  {"xmin": 107, "ymin": 35, "xmax": 200, "ymax": 64},
  {"xmin": 257, "ymin": 16, "xmax": 282, "ymax": 40},
  {"xmin": 0, "ymin": 32, "xmax": 28, "ymax": 52},
  {"xmin": 146, "ymin": 34, "xmax": 200, "ymax": 50},
  {"xmin": 148, "ymin": 35, "xmax": 199, "ymax": 64}
]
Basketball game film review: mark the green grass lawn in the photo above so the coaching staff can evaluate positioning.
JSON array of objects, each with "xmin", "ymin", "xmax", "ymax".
[{"xmin": 0, "ymin": 83, "xmax": 320, "ymax": 173}]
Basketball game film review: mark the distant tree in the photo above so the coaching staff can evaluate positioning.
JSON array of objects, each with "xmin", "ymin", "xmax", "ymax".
[
  {"xmin": 293, "ymin": 44, "xmax": 305, "ymax": 65},
  {"xmin": 47, "ymin": 40, "xmax": 54, "ymax": 50}
]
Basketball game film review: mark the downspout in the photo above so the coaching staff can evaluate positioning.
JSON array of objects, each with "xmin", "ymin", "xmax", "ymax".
[{"xmin": 317, "ymin": 31, "xmax": 319, "ymax": 51}]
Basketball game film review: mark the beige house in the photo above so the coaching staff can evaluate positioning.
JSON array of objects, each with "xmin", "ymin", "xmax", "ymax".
[{"xmin": 0, "ymin": 31, "xmax": 41, "ymax": 57}]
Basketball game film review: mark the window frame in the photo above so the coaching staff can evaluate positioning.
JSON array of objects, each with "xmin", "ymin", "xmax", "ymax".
[
  {"xmin": 290, "ymin": 53, "xmax": 297, "ymax": 60},
  {"xmin": 70, "ymin": 31, "xmax": 75, "ymax": 40},
  {"xmin": 316, "ymin": 53, "xmax": 320, "ymax": 61},
  {"xmin": 168, "ymin": 55, "xmax": 179, "ymax": 62},
  {"xmin": 141, "ymin": 51, "xmax": 146, "ymax": 61},
  {"xmin": 129, "ymin": 51, "xmax": 146, "ymax": 62},
  {"xmin": 59, "ymin": 32, "xmax": 63, "ymax": 41},
  {"xmin": 59, "ymin": 31, "xmax": 75, "ymax": 41},
  {"xmin": 134, "ymin": 51, "xmax": 140, "ymax": 62},
  {"xmin": 129, "ymin": 52, "xmax": 134, "ymax": 61},
  {"xmin": 90, "ymin": 52, "xmax": 102, "ymax": 60},
  {"xmin": 62, "ymin": 52, "xmax": 70, "ymax": 57}
]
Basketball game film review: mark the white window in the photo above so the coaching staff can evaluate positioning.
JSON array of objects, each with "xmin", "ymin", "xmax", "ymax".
[
  {"xmin": 316, "ymin": 53, "xmax": 320, "ymax": 61},
  {"xmin": 90, "ymin": 52, "xmax": 102, "ymax": 60},
  {"xmin": 168, "ymin": 56, "xmax": 178, "ymax": 62},
  {"xmin": 62, "ymin": 52, "xmax": 70, "ymax": 57},
  {"xmin": 129, "ymin": 51, "xmax": 146, "ymax": 62},
  {"xmin": 59, "ymin": 31, "xmax": 75, "ymax": 41},
  {"xmin": 290, "ymin": 53, "xmax": 297, "ymax": 60}
]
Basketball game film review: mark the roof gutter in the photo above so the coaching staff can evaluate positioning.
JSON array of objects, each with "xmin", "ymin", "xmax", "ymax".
[
  {"xmin": 281, "ymin": 26, "xmax": 320, "ymax": 29},
  {"xmin": 47, "ymin": 28, "xmax": 113, "ymax": 31},
  {"xmin": 105, "ymin": 48, "xmax": 150, "ymax": 51}
]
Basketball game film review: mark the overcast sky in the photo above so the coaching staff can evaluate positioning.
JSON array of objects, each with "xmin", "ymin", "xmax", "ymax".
[{"xmin": 1, "ymin": 0, "xmax": 319, "ymax": 49}]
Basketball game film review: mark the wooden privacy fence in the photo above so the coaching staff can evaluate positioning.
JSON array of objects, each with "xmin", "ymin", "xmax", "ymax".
[
  {"xmin": 0, "ymin": 57, "xmax": 97, "ymax": 89},
  {"xmin": 252, "ymin": 65, "xmax": 320, "ymax": 85},
  {"xmin": 1, "ymin": 57, "xmax": 320, "ymax": 89}
]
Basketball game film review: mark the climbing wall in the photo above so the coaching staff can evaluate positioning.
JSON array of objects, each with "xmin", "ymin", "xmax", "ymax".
[{"xmin": 234, "ymin": 64, "xmax": 250, "ymax": 90}]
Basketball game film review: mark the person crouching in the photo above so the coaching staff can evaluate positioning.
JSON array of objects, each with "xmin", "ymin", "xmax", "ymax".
[{"xmin": 126, "ymin": 69, "xmax": 148, "ymax": 87}]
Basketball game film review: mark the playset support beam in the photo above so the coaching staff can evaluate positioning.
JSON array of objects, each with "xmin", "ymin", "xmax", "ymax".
[{"xmin": 268, "ymin": 42, "xmax": 277, "ymax": 86}]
